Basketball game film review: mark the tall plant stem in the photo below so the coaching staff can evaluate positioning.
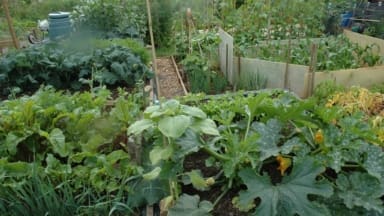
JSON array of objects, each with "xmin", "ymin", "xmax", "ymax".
[
  {"xmin": 202, "ymin": 146, "xmax": 229, "ymax": 161},
  {"xmin": 213, "ymin": 186, "xmax": 230, "ymax": 208}
]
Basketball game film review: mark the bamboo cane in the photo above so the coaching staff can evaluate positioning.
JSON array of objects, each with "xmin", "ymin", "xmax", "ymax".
[
  {"xmin": 145, "ymin": 0, "xmax": 160, "ymax": 99},
  {"xmin": 2, "ymin": 0, "xmax": 20, "ymax": 49}
]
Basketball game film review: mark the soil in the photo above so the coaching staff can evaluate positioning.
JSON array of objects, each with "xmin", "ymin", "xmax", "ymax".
[
  {"xmin": 183, "ymin": 152, "xmax": 247, "ymax": 216},
  {"xmin": 156, "ymin": 57, "xmax": 186, "ymax": 99}
]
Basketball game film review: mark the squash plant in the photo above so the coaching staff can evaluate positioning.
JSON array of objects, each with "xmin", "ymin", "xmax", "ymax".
[
  {"xmin": 128, "ymin": 99, "xmax": 220, "ymax": 202},
  {"xmin": 129, "ymin": 90, "xmax": 384, "ymax": 215}
]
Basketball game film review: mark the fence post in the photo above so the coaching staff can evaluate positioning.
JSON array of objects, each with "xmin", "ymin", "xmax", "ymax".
[
  {"xmin": 307, "ymin": 44, "xmax": 318, "ymax": 97},
  {"xmin": 283, "ymin": 38, "xmax": 292, "ymax": 89}
]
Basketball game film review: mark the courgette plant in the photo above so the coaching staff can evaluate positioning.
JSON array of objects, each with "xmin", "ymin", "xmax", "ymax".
[
  {"xmin": 127, "ymin": 99, "xmax": 221, "ymax": 204},
  {"xmin": 177, "ymin": 89, "xmax": 384, "ymax": 215}
]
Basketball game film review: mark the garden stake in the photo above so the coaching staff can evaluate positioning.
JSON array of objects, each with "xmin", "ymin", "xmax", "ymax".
[
  {"xmin": 1, "ymin": 0, "xmax": 20, "ymax": 49},
  {"xmin": 146, "ymin": 0, "xmax": 160, "ymax": 101},
  {"xmin": 308, "ymin": 44, "xmax": 318, "ymax": 97}
]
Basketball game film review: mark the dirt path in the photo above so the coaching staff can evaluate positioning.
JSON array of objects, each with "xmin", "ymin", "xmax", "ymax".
[{"xmin": 156, "ymin": 57, "xmax": 186, "ymax": 99}]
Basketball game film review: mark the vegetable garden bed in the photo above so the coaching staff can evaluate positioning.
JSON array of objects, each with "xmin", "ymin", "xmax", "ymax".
[
  {"xmin": 0, "ymin": 38, "xmax": 152, "ymax": 98},
  {"xmin": 219, "ymin": 29, "xmax": 384, "ymax": 98}
]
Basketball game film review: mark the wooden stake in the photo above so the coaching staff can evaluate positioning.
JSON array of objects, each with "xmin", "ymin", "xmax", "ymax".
[
  {"xmin": 145, "ymin": 0, "xmax": 160, "ymax": 98},
  {"xmin": 284, "ymin": 37, "xmax": 292, "ymax": 89},
  {"xmin": 307, "ymin": 44, "xmax": 318, "ymax": 97},
  {"xmin": 2, "ymin": 0, "xmax": 20, "ymax": 49},
  {"xmin": 186, "ymin": 8, "xmax": 192, "ymax": 54},
  {"xmin": 146, "ymin": 205, "xmax": 154, "ymax": 216},
  {"xmin": 171, "ymin": 56, "xmax": 188, "ymax": 95}
]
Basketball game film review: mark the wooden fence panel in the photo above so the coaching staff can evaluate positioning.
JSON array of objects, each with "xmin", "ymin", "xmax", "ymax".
[
  {"xmin": 344, "ymin": 29, "xmax": 384, "ymax": 56},
  {"xmin": 233, "ymin": 57, "xmax": 310, "ymax": 97},
  {"xmin": 219, "ymin": 28, "xmax": 234, "ymax": 84},
  {"xmin": 315, "ymin": 66, "xmax": 384, "ymax": 88},
  {"xmin": 218, "ymin": 29, "xmax": 384, "ymax": 98}
]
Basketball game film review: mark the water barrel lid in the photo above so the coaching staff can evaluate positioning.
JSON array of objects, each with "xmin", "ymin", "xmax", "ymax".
[{"xmin": 49, "ymin": 12, "xmax": 70, "ymax": 19}]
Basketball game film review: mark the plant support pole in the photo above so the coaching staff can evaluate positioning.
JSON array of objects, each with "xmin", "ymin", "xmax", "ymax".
[
  {"xmin": 308, "ymin": 44, "xmax": 318, "ymax": 97},
  {"xmin": 146, "ymin": 0, "xmax": 160, "ymax": 98},
  {"xmin": 2, "ymin": 0, "xmax": 20, "ymax": 49}
]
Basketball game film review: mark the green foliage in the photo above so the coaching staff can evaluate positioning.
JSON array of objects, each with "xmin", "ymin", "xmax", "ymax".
[
  {"xmin": 0, "ymin": 41, "xmax": 152, "ymax": 97},
  {"xmin": 336, "ymin": 172, "xmax": 384, "ymax": 213},
  {"xmin": 168, "ymin": 194, "xmax": 213, "ymax": 216},
  {"xmin": 221, "ymin": 0, "xmax": 326, "ymax": 48},
  {"xmin": 0, "ymin": 177, "xmax": 78, "ymax": 216},
  {"xmin": 184, "ymin": 170, "xmax": 210, "ymax": 191},
  {"xmin": 89, "ymin": 38, "xmax": 150, "ymax": 64},
  {"xmin": 7, "ymin": 0, "xmax": 77, "ymax": 21},
  {"xmin": 245, "ymin": 35, "xmax": 382, "ymax": 71},
  {"xmin": 312, "ymin": 80, "xmax": 345, "ymax": 102},
  {"xmin": 151, "ymin": 0, "xmax": 175, "ymax": 47},
  {"xmin": 177, "ymin": 89, "xmax": 383, "ymax": 214},
  {"xmin": 235, "ymin": 158, "xmax": 333, "ymax": 216},
  {"xmin": 1, "ymin": 40, "xmax": 382, "ymax": 216},
  {"xmin": 175, "ymin": 30, "xmax": 221, "ymax": 62},
  {"xmin": 127, "ymin": 99, "xmax": 220, "ymax": 203},
  {"xmin": 72, "ymin": 0, "xmax": 147, "ymax": 39},
  {"xmin": 0, "ymin": 86, "xmax": 154, "ymax": 214},
  {"xmin": 181, "ymin": 54, "xmax": 227, "ymax": 94},
  {"xmin": 0, "ymin": 0, "xmax": 77, "ymax": 39},
  {"xmin": 128, "ymin": 100, "xmax": 220, "ymax": 162},
  {"xmin": 370, "ymin": 82, "xmax": 384, "ymax": 94},
  {"xmin": 0, "ymin": 86, "xmax": 144, "ymax": 189},
  {"xmin": 237, "ymin": 69, "xmax": 267, "ymax": 91}
]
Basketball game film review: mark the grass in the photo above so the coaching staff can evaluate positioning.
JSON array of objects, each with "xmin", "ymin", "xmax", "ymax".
[
  {"xmin": 236, "ymin": 69, "xmax": 267, "ymax": 91},
  {"xmin": 0, "ymin": 175, "xmax": 139, "ymax": 216},
  {"xmin": 156, "ymin": 46, "xmax": 176, "ymax": 57},
  {"xmin": 0, "ymin": 177, "xmax": 78, "ymax": 216},
  {"xmin": 1, "ymin": 0, "xmax": 77, "ymax": 40}
]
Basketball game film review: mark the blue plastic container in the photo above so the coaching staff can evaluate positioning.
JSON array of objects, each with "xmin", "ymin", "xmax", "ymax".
[
  {"xmin": 340, "ymin": 12, "xmax": 353, "ymax": 27},
  {"xmin": 48, "ymin": 12, "xmax": 71, "ymax": 40}
]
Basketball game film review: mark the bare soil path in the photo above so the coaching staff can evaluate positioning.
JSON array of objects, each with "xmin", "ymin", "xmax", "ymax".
[{"xmin": 156, "ymin": 57, "xmax": 186, "ymax": 99}]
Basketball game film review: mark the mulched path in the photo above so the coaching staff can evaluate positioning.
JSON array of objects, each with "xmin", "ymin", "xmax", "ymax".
[{"xmin": 156, "ymin": 57, "xmax": 185, "ymax": 99}]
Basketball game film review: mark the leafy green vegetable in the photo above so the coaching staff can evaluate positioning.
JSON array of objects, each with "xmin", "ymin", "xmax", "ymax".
[
  {"xmin": 251, "ymin": 119, "xmax": 283, "ymax": 160},
  {"xmin": 362, "ymin": 144, "xmax": 384, "ymax": 179},
  {"xmin": 247, "ymin": 35, "xmax": 381, "ymax": 71},
  {"xmin": 48, "ymin": 128, "xmax": 71, "ymax": 157},
  {"xmin": 0, "ymin": 42, "xmax": 152, "ymax": 97},
  {"xmin": 336, "ymin": 172, "xmax": 384, "ymax": 213},
  {"xmin": 158, "ymin": 115, "xmax": 191, "ymax": 138},
  {"xmin": 143, "ymin": 167, "xmax": 162, "ymax": 181},
  {"xmin": 235, "ymin": 157, "xmax": 333, "ymax": 216},
  {"xmin": 168, "ymin": 194, "xmax": 213, "ymax": 216}
]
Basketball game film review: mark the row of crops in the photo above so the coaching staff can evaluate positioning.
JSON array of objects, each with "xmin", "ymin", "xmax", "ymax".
[
  {"xmin": 243, "ymin": 35, "xmax": 381, "ymax": 71},
  {"xmin": 0, "ymin": 85, "xmax": 383, "ymax": 215},
  {"xmin": 0, "ymin": 0, "xmax": 384, "ymax": 215}
]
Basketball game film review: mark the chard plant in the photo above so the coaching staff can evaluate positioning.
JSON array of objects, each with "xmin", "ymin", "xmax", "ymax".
[{"xmin": 0, "ymin": 86, "xmax": 149, "ymax": 214}]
